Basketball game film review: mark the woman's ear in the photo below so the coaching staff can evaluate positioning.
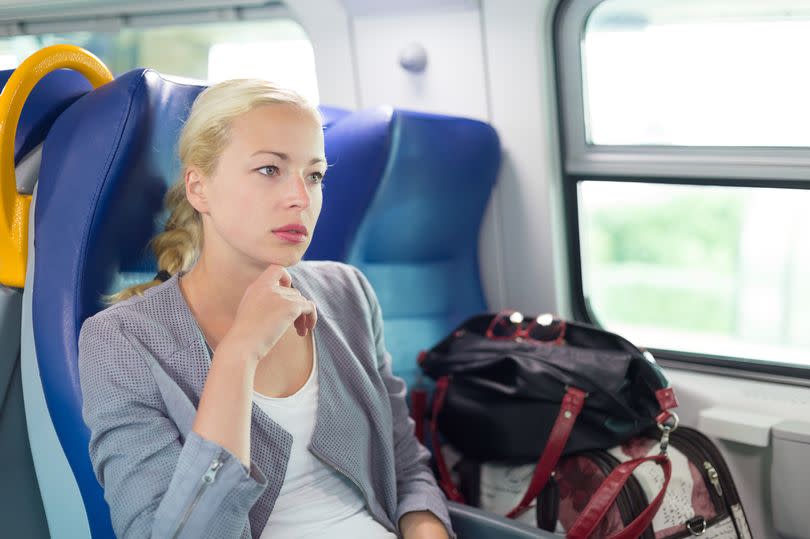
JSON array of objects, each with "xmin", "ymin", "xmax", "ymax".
[{"xmin": 185, "ymin": 167, "xmax": 210, "ymax": 214}]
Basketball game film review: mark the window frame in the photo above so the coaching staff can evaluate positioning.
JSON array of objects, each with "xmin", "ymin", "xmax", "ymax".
[{"xmin": 554, "ymin": 0, "xmax": 810, "ymax": 382}]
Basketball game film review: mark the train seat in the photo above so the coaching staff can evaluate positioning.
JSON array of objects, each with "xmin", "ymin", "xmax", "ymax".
[
  {"xmin": 22, "ymin": 68, "xmax": 207, "ymax": 538},
  {"xmin": 26, "ymin": 68, "xmax": 542, "ymax": 538},
  {"xmin": 309, "ymin": 107, "xmax": 500, "ymax": 390}
]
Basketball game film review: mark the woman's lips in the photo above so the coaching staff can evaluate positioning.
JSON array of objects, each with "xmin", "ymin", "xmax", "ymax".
[{"xmin": 273, "ymin": 230, "xmax": 307, "ymax": 243}]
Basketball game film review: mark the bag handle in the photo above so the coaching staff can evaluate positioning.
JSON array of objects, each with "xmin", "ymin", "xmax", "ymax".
[
  {"xmin": 430, "ymin": 379, "xmax": 588, "ymax": 509},
  {"xmin": 505, "ymin": 386, "xmax": 587, "ymax": 518},
  {"xmin": 566, "ymin": 454, "xmax": 672, "ymax": 539},
  {"xmin": 430, "ymin": 378, "xmax": 673, "ymax": 537},
  {"xmin": 431, "ymin": 376, "xmax": 465, "ymax": 503}
]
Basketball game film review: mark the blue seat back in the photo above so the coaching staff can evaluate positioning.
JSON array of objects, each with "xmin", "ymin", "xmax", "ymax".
[
  {"xmin": 309, "ymin": 108, "xmax": 500, "ymax": 387},
  {"xmin": 33, "ymin": 69, "xmax": 206, "ymax": 538}
]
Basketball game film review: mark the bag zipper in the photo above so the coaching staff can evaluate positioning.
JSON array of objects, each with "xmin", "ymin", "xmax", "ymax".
[
  {"xmin": 670, "ymin": 427, "xmax": 752, "ymax": 537},
  {"xmin": 309, "ymin": 445, "xmax": 398, "ymax": 535},
  {"xmin": 671, "ymin": 427, "xmax": 741, "ymax": 506},
  {"xmin": 666, "ymin": 430, "xmax": 726, "ymax": 512},
  {"xmin": 663, "ymin": 513, "xmax": 728, "ymax": 539},
  {"xmin": 171, "ymin": 451, "xmax": 224, "ymax": 539}
]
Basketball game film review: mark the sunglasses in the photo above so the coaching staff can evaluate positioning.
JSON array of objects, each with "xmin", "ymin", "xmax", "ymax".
[{"xmin": 484, "ymin": 310, "xmax": 567, "ymax": 344}]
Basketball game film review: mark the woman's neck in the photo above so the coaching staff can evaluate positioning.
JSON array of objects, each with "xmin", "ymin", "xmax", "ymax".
[{"xmin": 179, "ymin": 255, "xmax": 263, "ymax": 348}]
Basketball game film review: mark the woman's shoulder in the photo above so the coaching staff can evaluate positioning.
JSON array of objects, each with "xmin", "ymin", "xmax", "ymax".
[{"xmin": 79, "ymin": 276, "xmax": 193, "ymax": 356}]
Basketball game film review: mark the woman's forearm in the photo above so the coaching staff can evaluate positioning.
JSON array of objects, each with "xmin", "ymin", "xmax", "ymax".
[{"xmin": 191, "ymin": 337, "xmax": 259, "ymax": 468}]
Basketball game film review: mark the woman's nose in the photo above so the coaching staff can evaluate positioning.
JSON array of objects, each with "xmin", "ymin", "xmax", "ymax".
[{"xmin": 285, "ymin": 173, "xmax": 311, "ymax": 209}]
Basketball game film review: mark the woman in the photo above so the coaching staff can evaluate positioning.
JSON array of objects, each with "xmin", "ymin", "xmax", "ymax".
[{"xmin": 78, "ymin": 79, "xmax": 454, "ymax": 539}]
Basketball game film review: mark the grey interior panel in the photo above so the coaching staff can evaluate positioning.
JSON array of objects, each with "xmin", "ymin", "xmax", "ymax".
[
  {"xmin": 0, "ymin": 286, "xmax": 49, "ymax": 537},
  {"xmin": 448, "ymin": 501, "xmax": 556, "ymax": 538}
]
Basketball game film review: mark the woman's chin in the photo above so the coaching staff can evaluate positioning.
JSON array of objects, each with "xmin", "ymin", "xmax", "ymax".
[{"xmin": 261, "ymin": 251, "xmax": 304, "ymax": 268}]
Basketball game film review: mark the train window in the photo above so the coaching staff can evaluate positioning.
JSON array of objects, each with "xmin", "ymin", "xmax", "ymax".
[
  {"xmin": 579, "ymin": 181, "xmax": 810, "ymax": 366},
  {"xmin": 557, "ymin": 0, "xmax": 810, "ymax": 372},
  {"xmin": 0, "ymin": 17, "xmax": 319, "ymax": 104},
  {"xmin": 582, "ymin": 0, "xmax": 810, "ymax": 147}
]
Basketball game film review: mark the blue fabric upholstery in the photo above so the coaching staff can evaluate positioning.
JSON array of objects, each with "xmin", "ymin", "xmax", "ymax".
[
  {"xmin": 309, "ymin": 108, "xmax": 500, "ymax": 388},
  {"xmin": 306, "ymin": 106, "xmax": 394, "ymax": 262},
  {"xmin": 0, "ymin": 68, "xmax": 92, "ymax": 164},
  {"xmin": 319, "ymin": 104, "xmax": 351, "ymax": 129}
]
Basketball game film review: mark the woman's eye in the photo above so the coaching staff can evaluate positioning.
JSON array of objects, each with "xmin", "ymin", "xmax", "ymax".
[
  {"xmin": 257, "ymin": 165, "xmax": 280, "ymax": 176},
  {"xmin": 308, "ymin": 172, "xmax": 325, "ymax": 184}
]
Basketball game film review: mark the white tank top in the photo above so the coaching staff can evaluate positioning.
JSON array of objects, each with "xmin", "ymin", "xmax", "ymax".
[{"xmin": 253, "ymin": 334, "xmax": 397, "ymax": 539}]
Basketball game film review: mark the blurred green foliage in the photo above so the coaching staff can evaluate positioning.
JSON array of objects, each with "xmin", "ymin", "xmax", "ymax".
[{"xmin": 586, "ymin": 189, "xmax": 744, "ymax": 333}]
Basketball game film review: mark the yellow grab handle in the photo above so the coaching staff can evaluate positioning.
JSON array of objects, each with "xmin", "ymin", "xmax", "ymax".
[{"xmin": 0, "ymin": 44, "xmax": 113, "ymax": 288}]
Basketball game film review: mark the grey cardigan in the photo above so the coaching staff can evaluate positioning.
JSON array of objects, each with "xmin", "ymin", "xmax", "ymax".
[{"xmin": 78, "ymin": 261, "xmax": 455, "ymax": 539}]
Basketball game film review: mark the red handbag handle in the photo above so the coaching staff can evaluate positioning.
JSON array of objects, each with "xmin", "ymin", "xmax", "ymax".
[
  {"xmin": 505, "ymin": 386, "xmax": 587, "ymax": 518},
  {"xmin": 567, "ymin": 454, "xmax": 672, "ymax": 539},
  {"xmin": 430, "ymin": 380, "xmax": 587, "ymax": 510},
  {"xmin": 423, "ymin": 329, "xmax": 678, "ymax": 538},
  {"xmin": 431, "ymin": 376, "xmax": 465, "ymax": 503}
]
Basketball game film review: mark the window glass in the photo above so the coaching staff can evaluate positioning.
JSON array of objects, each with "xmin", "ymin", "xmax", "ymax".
[
  {"xmin": 0, "ymin": 18, "xmax": 319, "ymax": 103},
  {"xmin": 583, "ymin": 0, "xmax": 810, "ymax": 146},
  {"xmin": 579, "ymin": 181, "xmax": 810, "ymax": 366}
]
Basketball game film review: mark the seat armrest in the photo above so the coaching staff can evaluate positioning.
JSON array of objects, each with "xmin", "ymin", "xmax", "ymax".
[{"xmin": 448, "ymin": 501, "xmax": 559, "ymax": 538}]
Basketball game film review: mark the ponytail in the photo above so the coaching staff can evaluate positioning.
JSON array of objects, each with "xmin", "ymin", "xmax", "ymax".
[{"xmin": 103, "ymin": 182, "xmax": 201, "ymax": 303}]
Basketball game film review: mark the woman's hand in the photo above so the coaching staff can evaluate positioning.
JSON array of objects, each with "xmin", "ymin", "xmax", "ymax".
[
  {"xmin": 225, "ymin": 264, "xmax": 317, "ymax": 363},
  {"xmin": 399, "ymin": 510, "xmax": 450, "ymax": 539}
]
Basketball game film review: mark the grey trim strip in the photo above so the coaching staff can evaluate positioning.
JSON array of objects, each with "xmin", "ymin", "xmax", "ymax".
[
  {"xmin": 0, "ymin": 1, "xmax": 289, "ymax": 36},
  {"xmin": 16, "ymin": 144, "xmax": 42, "ymax": 195},
  {"xmin": 556, "ymin": 0, "xmax": 600, "ymax": 173},
  {"xmin": 658, "ymin": 359, "xmax": 810, "ymax": 389}
]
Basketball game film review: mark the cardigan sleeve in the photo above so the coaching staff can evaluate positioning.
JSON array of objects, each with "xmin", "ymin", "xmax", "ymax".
[
  {"xmin": 352, "ymin": 267, "xmax": 457, "ymax": 539},
  {"xmin": 78, "ymin": 312, "xmax": 267, "ymax": 538}
]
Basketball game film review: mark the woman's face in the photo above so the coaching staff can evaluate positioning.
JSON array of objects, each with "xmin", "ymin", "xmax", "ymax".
[{"xmin": 189, "ymin": 103, "xmax": 326, "ymax": 271}]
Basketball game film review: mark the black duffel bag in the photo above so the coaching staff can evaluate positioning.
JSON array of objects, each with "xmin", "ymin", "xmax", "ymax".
[{"xmin": 415, "ymin": 310, "xmax": 679, "ymax": 538}]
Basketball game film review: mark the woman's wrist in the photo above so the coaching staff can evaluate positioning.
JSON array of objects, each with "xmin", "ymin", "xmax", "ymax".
[{"xmin": 215, "ymin": 333, "xmax": 262, "ymax": 369}]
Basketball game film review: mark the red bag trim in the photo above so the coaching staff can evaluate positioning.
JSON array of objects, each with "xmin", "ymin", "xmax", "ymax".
[
  {"xmin": 566, "ymin": 454, "xmax": 672, "ymax": 539},
  {"xmin": 430, "ymin": 376, "xmax": 465, "ymax": 503},
  {"xmin": 410, "ymin": 388, "xmax": 427, "ymax": 445},
  {"xmin": 656, "ymin": 387, "xmax": 679, "ymax": 411},
  {"xmin": 505, "ymin": 386, "xmax": 587, "ymax": 518}
]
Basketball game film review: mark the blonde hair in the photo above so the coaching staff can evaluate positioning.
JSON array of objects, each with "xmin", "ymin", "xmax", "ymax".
[{"xmin": 106, "ymin": 79, "xmax": 320, "ymax": 303}]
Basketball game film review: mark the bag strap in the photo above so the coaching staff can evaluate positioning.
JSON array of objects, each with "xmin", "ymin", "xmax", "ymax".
[
  {"xmin": 566, "ymin": 454, "xmax": 672, "ymax": 539},
  {"xmin": 411, "ymin": 387, "xmax": 428, "ymax": 444},
  {"xmin": 505, "ymin": 386, "xmax": 587, "ymax": 518},
  {"xmin": 431, "ymin": 376, "xmax": 465, "ymax": 503},
  {"xmin": 411, "ymin": 351, "xmax": 430, "ymax": 444},
  {"xmin": 430, "ymin": 379, "xmax": 588, "ymax": 509}
]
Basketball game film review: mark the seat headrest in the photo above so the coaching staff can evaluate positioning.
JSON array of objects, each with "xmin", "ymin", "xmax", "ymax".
[
  {"xmin": 306, "ymin": 106, "xmax": 395, "ymax": 261},
  {"xmin": 0, "ymin": 68, "xmax": 93, "ymax": 163},
  {"xmin": 307, "ymin": 106, "xmax": 500, "ymax": 386}
]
